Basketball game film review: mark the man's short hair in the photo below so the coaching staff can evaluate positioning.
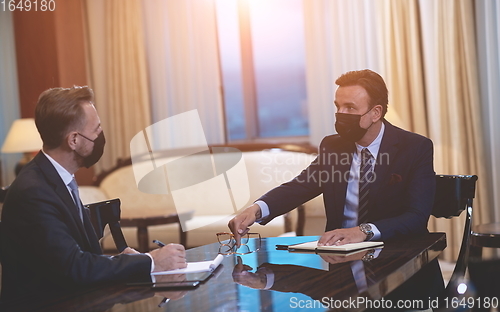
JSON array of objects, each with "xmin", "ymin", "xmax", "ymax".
[
  {"xmin": 335, "ymin": 69, "xmax": 388, "ymax": 117},
  {"xmin": 35, "ymin": 86, "xmax": 94, "ymax": 149}
]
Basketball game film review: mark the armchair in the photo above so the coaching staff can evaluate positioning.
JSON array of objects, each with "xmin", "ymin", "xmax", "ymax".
[
  {"xmin": 430, "ymin": 174, "xmax": 477, "ymax": 293},
  {"xmin": 80, "ymin": 143, "xmax": 322, "ymax": 251}
]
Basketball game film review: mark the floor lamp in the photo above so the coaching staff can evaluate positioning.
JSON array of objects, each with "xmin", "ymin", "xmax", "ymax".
[{"xmin": 1, "ymin": 118, "xmax": 43, "ymax": 177}]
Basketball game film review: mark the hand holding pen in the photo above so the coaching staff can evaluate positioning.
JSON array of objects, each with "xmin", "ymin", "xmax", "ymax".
[
  {"xmin": 149, "ymin": 239, "xmax": 187, "ymax": 272},
  {"xmin": 149, "ymin": 240, "xmax": 187, "ymax": 307}
]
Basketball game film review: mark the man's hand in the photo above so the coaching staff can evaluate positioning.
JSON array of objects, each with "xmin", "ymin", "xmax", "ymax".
[
  {"xmin": 154, "ymin": 274, "xmax": 188, "ymax": 300},
  {"xmin": 228, "ymin": 204, "xmax": 261, "ymax": 246},
  {"xmin": 317, "ymin": 227, "xmax": 366, "ymax": 246},
  {"xmin": 232, "ymin": 256, "xmax": 267, "ymax": 289},
  {"xmin": 149, "ymin": 243, "xmax": 187, "ymax": 272},
  {"xmin": 120, "ymin": 247, "xmax": 140, "ymax": 254},
  {"xmin": 319, "ymin": 249, "xmax": 369, "ymax": 265}
]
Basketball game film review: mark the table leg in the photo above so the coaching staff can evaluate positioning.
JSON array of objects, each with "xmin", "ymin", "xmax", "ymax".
[
  {"xmin": 179, "ymin": 225, "xmax": 187, "ymax": 247},
  {"xmin": 137, "ymin": 226, "xmax": 149, "ymax": 252}
]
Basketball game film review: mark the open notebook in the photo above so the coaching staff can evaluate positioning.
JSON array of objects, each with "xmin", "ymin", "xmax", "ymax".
[
  {"xmin": 287, "ymin": 240, "xmax": 383, "ymax": 253},
  {"xmin": 127, "ymin": 255, "xmax": 224, "ymax": 289}
]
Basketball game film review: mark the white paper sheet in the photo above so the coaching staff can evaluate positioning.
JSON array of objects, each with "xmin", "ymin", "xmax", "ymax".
[{"xmin": 152, "ymin": 254, "xmax": 224, "ymax": 275}]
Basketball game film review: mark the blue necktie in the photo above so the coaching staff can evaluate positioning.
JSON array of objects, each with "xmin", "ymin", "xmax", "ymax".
[
  {"xmin": 358, "ymin": 148, "xmax": 374, "ymax": 224},
  {"xmin": 68, "ymin": 178, "xmax": 84, "ymax": 222}
]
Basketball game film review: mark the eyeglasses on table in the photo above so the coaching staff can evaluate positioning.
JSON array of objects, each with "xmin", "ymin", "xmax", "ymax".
[{"xmin": 216, "ymin": 232, "xmax": 261, "ymax": 255}]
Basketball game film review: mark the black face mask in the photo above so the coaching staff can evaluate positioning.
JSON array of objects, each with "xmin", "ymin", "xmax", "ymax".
[
  {"xmin": 335, "ymin": 108, "xmax": 373, "ymax": 142},
  {"xmin": 76, "ymin": 131, "xmax": 106, "ymax": 168}
]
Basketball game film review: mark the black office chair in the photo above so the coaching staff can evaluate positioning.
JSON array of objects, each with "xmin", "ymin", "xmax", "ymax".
[
  {"xmin": 0, "ymin": 221, "xmax": 2, "ymax": 264},
  {"xmin": 471, "ymin": 224, "xmax": 500, "ymax": 252},
  {"xmin": 431, "ymin": 174, "xmax": 478, "ymax": 292},
  {"xmin": 0, "ymin": 185, "xmax": 9, "ymax": 203},
  {"xmin": 470, "ymin": 223, "xmax": 500, "ymax": 258},
  {"xmin": 468, "ymin": 259, "xmax": 500, "ymax": 301},
  {"xmin": 0, "ymin": 186, "xmax": 9, "ymax": 263},
  {"xmin": 85, "ymin": 198, "xmax": 128, "ymax": 253}
]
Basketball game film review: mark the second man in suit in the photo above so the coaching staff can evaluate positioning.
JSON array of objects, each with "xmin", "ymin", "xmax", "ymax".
[
  {"xmin": 228, "ymin": 69, "xmax": 436, "ymax": 246},
  {"xmin": 1, "ymin": 86, "xmax": 187, "ymax": 301}
]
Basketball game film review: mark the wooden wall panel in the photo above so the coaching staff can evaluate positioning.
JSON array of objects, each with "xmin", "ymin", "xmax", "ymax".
[
  {"xmin": 13, "ymin": 1, "xmax": 94, "ymax": 185},
  {"xmin": 13, "ymin": 10, "xmax": 59, "ymax": 119},
  {"xmin": 54, "ymin": 0, "xmax": 88, "ymax": 88}
]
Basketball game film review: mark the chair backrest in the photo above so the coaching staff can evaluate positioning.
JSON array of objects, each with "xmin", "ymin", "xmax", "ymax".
[
  {"xmin": 85, "ymin": 198, "xmax": 128, "ymax": 252},
  {"xmin": 0, "ymin": 185, "xmax": 9, "ymax": 203},
  {"xmin": 431, "ymin": 174, "xmax": 478, "ymax": 295},
  {"xmin": 432, "ymin": 175, "xmax": 478, "ymax": 218},
  {"xmin": 0, "ymin": 221, "xmax": 2, "ymax": 263},
  {"xmin": 0, "ymin": 186, "xmax": 8, "ymax": 263}
]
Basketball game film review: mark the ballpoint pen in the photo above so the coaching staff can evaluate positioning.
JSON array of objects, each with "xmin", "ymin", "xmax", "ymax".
[
  {"xmin": 153, "ymin": 239, "xmax": 165, "ymax": 247},
  {"xmin": 153, "ymin": 239, "xmax": 168, "ymax": 307},
  {"xmin": 158, "ymin": 297, "xmax": 170, "ymax": 308}
]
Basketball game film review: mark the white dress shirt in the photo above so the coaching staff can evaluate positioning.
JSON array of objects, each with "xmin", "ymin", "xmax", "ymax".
[{"xmin": 42, "ymin": 150, "xmax": 76, "ymax": 203}]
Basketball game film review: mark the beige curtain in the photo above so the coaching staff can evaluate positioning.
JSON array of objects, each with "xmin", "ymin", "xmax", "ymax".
[
  {"xmin": 141, "ymin": 0, "xmax": 225, "ymax": 148},
  {"xmin": 84, "ymin": 0, "xmax": 151, "ymax": 171},
  {"xmin": 475, "ymin": 0, "xmax": 500, "ymax": 225},
  {"xmin": 302, "ymin": 0, "xmax": 337, "ymax": 145},
  {"xmin": 380, "ymin": 0, "xmax": 490, "ymax": 261},
  {"xmin": 303, "ymin": 0, "xmax": 491, "ymax": 261},
  {"xmin": 378, "ymin": 0, "xmax": 428, "ymax": 136},
  {"xmin": 420, "ymin": 0, "xmax": 491, "ymax": 260},
  {"xmin": 303, "ymin": 0, "xmax": 384, "ymax": 146}
]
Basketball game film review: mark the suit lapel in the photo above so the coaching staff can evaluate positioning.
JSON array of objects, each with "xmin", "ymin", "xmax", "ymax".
[
  {"xmin": 371, "ymin": 121, "xmax": 400, "ymax": 197},
  {"xmin": 327, "ymin": 138, "xmax": 355, "ymax": 229},
  {"xmin": 34, "ymin": 153, "xmax": 95, "ymax": 250}
]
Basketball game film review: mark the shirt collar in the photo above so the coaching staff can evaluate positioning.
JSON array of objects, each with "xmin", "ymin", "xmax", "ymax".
[
  {"xmin": 355, "ymin": 122, "xmax": 385, "ymax": 159},
  {"xmin": 42, "ymin": 150, "xmax": 75, "ymax": 186}
]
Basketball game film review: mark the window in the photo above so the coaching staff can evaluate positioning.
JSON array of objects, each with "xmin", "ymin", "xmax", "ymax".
[{"xmin": 216, "ymin": 0, "xmax": 308, "ymax": 141}]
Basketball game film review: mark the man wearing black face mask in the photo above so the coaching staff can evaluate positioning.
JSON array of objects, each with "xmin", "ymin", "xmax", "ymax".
[
  {"xmin": 75, "ymin": 131, "xmax": 106, "ymax": 168},
  {"xmin": 229, "ymin": 69, "xmax": 436, "ymax": 247},
  {"xmin": 1, "ymin": 86, "xmax": 187, "ymax": 303}
]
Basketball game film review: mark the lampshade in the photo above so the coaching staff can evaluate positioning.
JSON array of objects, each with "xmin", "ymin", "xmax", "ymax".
[{"xmin": 1, "ymin": 118, "xmax": 43, "ymax": 153}]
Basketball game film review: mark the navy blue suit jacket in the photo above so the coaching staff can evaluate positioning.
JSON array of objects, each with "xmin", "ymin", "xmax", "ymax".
[
  {"xmin": 259, "ymin": 121, "xmax": 436, "ymax": 240},
  {"xmin": 1, "ymin": 152, "xmax": 151, "ymax": 301}
]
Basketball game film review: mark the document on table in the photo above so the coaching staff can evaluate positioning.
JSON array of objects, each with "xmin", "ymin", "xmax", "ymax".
[{"xmin": 152, "ymin": 254, "xmax": 224, "ymax": 275}]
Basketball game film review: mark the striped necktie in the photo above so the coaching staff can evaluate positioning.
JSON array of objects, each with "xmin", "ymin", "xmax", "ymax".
[
  {"xmin": 68, "ymin": 178, "xmax": 84, "ymax": 222},
  {"xmin": 358, "ymin": 148, "xmax": 374, "ymax": 224}
]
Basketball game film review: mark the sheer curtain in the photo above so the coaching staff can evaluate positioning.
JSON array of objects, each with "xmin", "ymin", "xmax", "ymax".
[
  {"xmin": 419, "ymin": 0, "xmax": 491, "ymax": 260},
  {"xmin": 378, "ymin": 0, "xmax": 428, "ymax": 136},
  {"xmin": 0, "ymin": 11, "xmax": 21, "ymax": 186},
  {"xmin": 85, "ymin": 0, "xmax": 152, "ymax": 171},
  {"xmin": 85, "ymin": 0, "xmax": 224, "ymax": 168},
  {"xmin": 303, "ymin": 0, "xmax": 384, "ymax": 146},
  {"xmin": 303, "ymin": 0, "xmax": 490, "ymax": 261},
  {"xmin": 475, "ymin": 0, "xmax": 500, "ymax": 225},
  {"xmin": 142, "ymin": 0, "xmax": 225, "ymax": 148}
]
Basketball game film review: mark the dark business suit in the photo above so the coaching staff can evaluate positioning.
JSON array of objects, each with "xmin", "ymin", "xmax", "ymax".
[
  {"xmin": 259, "ymin": 120, "xmax": 436, "ymax": 240},
  {"xmin": 1, "ymin": 152, "xmax": 151, "ymax": 302}
]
